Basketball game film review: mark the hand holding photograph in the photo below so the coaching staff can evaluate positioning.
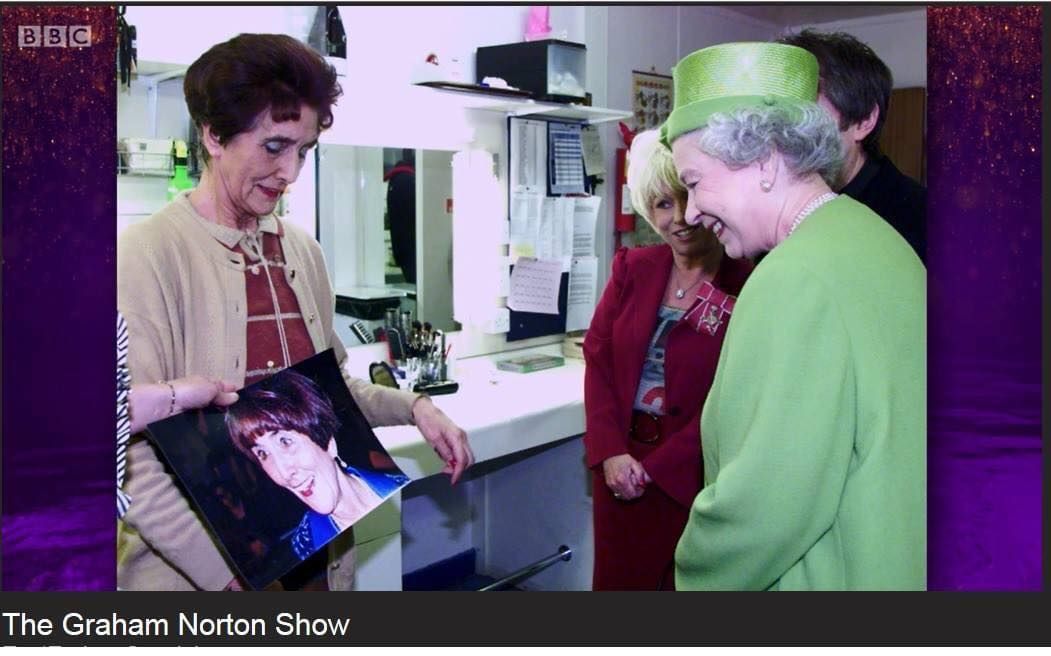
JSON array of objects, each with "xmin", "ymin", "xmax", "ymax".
[{"xmin": 145, "ymin": 349, "xmax": 410, "ymax": 590}]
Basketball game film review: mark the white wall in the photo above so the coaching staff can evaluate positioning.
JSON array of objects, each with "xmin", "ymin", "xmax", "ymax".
[
  {"xmin": 787, "ymin": 10, "xmax": 927, "ymax": 88},
  {"xmin": 604, "ymin": 5, "xmax": 780, "ymax": 114},
  {"xmin": 117, "ymin": 81, "xmax": 188, "ymax": 141},
  {"xmin": 595, "ymin": 6, "xmax": 779, "ymax": 291},
  {"xmin": 678, "ymin": 6, "xmax": 784, "ymax": 53},
  {"xmin": 125, "ymin": 6, "xmax": 318, "ymax": 66}
]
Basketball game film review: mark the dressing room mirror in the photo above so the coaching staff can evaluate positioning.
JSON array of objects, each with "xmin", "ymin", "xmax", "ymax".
[{"xmin": 318, "ymin": 145, "xmax": 458, "ymax": 340}]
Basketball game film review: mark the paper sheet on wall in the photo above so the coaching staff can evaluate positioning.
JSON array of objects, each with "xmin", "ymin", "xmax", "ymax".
[
  {"xmin": 510, "ymin": 191, "xmax": 543, "ymax": 259},
  {"xmin": 536, "ymin": 197, "xmax": 556, "ymax": 261},
  {"xmin": 548, "ymin": 122, "xmax": 586, "ymax": 195},
  {"xmin": 510, "ymin": 119, "xmax": 547, "ymax": 192},
  {"xmin": 581, "ymin": 126, "xmax": 606, "ymax": 177},
  {"xmin": 535, "ymin": 197, "xmax": 575, "ymax": 270},
  {"xmin": 573, "ymin": 196, "xmax": 601, "ymax": 256},
  {"xmin": 559, "ymin": 198, "xmax": 575, "ymax": 271},
  {"xmin": 508, "ymin": 257, "xmax": 562, "ymax": 315},
  {"xmin": 567, "ymin": 256, "xmax": 599, "ymax": 331}
]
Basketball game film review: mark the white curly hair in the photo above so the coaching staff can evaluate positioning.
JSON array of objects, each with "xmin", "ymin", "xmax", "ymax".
[{"xmin": 681, "ymin": 103, "xmax": 843, "ymax": 186}]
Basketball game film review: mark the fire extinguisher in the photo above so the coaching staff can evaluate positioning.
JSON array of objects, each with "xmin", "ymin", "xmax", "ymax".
[{"xmin": 614, "ymin": 122, "xmax": 638, "ymax": 239}]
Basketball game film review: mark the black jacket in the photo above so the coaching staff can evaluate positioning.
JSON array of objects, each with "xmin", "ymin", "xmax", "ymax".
[{"xmin": 841, "ymin": 155, "xmax": 926, "ymax": 264}]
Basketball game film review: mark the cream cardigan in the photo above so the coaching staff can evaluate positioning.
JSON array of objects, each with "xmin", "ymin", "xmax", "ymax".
[{"xmin": 117, "ymin": 193, "xmax": 418, "ymax": 590}]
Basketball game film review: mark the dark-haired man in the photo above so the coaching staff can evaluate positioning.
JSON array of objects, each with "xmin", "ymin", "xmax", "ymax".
[{"xmin": 779, "ymin": 29, "xmax": 926, "ymax": 263}]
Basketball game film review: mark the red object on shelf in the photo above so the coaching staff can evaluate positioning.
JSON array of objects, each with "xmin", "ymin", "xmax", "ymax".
[{"xmin": 614, "ymin": 147, "xmax": 635, "ymax": 232}]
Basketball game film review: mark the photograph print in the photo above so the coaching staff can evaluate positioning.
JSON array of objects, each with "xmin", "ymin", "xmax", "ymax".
[{"xmin": 145, "ymin": 349, "xmax": 410, "ymax": 590}]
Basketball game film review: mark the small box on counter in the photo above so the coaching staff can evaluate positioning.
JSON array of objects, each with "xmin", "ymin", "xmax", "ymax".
[
  {"xmin": 562, "ymin": 331, "xmax": 586, "ymax": 360},
  {"xmin": 496, "ymin": 354, "xmax": 565, "ymax": 374}
]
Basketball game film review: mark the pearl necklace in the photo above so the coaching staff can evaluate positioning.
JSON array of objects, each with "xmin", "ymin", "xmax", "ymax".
[{"xmin": 787, "ymin": 192, "xmax": 838, "ymax": 237}]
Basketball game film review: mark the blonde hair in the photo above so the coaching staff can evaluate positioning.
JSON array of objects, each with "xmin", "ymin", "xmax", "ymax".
[{"xmin": 627, "ymin": 129, "xmax": 685, "ymax": 225}]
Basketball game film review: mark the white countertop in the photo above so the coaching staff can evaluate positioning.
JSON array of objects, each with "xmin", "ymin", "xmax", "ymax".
[
  {"xmin": 335, "ymin": 285, "xmax": 411, "ymax": 300},
  {"xmin": 375, "ymin": 344, "xmax": 586, "ymax": 479}
]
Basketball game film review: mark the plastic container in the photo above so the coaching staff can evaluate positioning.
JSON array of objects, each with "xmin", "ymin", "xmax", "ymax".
[
  {"xmin": 166, "ymin": 140, "xmax": 194, "ymax": 200},
  {"xmin": 475, "ymin": 40, "xmax": 586, "ymax": 102}
]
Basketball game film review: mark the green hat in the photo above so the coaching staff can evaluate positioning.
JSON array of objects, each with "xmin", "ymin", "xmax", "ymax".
[{"xmin": 660, "ymin": 42, "xmax": 819, "ymax": 146}]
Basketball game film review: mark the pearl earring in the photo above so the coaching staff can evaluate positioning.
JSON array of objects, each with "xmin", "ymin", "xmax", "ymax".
[{"xmin": 760, "ymin": 180, "xmax": 773, "ymax": 192}]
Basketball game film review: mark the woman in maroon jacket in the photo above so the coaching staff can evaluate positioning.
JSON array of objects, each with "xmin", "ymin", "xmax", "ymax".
[{"xmin": 583, "ymin": 130, "xmax": 752, "ymax": 590}]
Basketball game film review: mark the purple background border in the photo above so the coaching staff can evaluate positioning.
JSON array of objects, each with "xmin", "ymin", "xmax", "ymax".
[
  {"xmin": 2, "ymin": 6, "xmax": 116, "ymax": 590},
  {"xmin": 926, "ymin": 5, "xmax": 1043, "ymax": 590},
  {"xmin": 0, "ymin": 5, "xmax": 1044, "ymax": 591}
]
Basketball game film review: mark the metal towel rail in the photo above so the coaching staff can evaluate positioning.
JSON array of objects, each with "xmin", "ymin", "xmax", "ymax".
[{"xmin": 478, "ymin": 545, "xmax": 573, "ymax": 591}]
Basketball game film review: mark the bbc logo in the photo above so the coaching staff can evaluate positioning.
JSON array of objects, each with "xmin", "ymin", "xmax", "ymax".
[{"xmin": 18, "ymin": 25, "xmax": 93, "ymax": 48}]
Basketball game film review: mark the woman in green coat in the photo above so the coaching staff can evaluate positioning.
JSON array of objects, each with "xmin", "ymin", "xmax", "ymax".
[{"xmin": 662, "ymin": 42, "xmax": 926, "ymax": 590}]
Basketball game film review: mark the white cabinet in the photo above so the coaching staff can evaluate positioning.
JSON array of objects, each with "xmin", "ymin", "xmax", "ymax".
[
  {"xmin": 352, "ymin": 533, "xmax": 403, "ymax": 591},
  {"xmin": 351, "ymin": 495, "xmax": 404, "ymax": 591},
  {"xmin": 479, "ymin": 437, "xmax": 593, "ymax": 591},
  {"xmin": 401, "ymin": 436, "xmax": 592, "ymax": 591}
]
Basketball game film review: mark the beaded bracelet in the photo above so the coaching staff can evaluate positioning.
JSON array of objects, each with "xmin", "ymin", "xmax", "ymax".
[{"xmin": 160, "ymin": 381, "xmax": 176, "ymax": 417}]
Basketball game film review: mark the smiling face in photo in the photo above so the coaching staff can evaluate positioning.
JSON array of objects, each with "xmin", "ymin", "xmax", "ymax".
[{"xmin": 249, "ymin": 429, "xmax": 343, "ymax": 516}]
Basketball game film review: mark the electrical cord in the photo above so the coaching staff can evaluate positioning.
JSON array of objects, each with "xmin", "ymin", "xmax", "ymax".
[{"xmin": 117, "ymin": 6, "xmax": 137, "ymax": 89}]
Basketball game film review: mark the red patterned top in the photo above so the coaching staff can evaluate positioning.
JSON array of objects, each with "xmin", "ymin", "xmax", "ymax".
[{"xmin": 195, "ymin": 215, "xmax": 315, "ymax": 385}]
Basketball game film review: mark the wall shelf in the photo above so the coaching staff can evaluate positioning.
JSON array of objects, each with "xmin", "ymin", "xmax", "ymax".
[
  {"xmin": 414, "ymin": 82, "xmax": 631, "ymax": 125},
  {"xmin": 117, "ymin": 149, "xmax": 172, "ymax": 177}
]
